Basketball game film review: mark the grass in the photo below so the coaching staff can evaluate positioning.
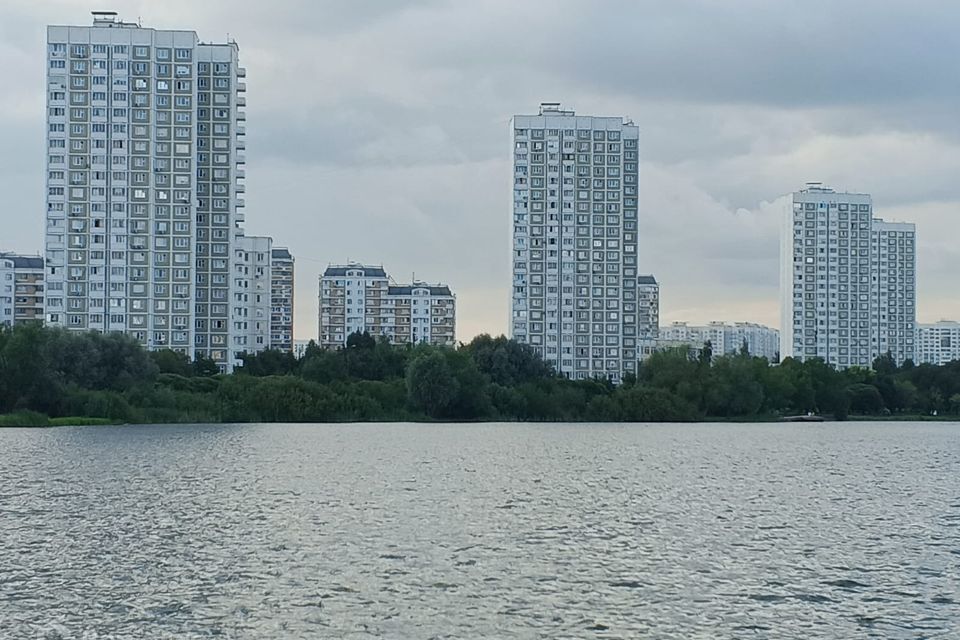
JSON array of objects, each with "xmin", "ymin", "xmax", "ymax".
[{"xmin": 0, "ymin": 412, "xmax": 117, "ymax": 427}]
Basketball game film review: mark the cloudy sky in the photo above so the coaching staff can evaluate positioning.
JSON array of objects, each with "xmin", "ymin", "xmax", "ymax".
[{"xmin": 3, "ymin": 0, "xmax": 959, "ymax": 340}]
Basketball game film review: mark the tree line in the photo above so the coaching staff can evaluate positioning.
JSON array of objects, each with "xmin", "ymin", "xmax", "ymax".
[{"xmin": 1, "ymin": 323, "xmax": 959, "ymax": 425}]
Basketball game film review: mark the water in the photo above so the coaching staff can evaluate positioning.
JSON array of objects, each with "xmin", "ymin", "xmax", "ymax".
[{"xmin": 1, "ymin": 422, "xmax": 958, "ymax": 639}]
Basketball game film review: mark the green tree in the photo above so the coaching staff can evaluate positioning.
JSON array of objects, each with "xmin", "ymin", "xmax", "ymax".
[
  {"xmin": 150, "ymin": 349, "xmax": 192, "ymax": 376},
  {"xmin": 406, "ymin": 351, "xmax": 460, "ymax": 418},
  {"xmin": 847, "ymin": 383, "xmax": 884, "ymax": 415},
  {"xmin": 618, "ymin": 386, "xmax": 697, "ymax": 422}
]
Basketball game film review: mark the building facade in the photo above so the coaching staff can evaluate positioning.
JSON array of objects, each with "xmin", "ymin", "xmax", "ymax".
[
  {"xmin": 318, "ymin": 263, "xmax": 455, "ymax": 348},
  {"xmin": 231, "ymin": 234, "xmax": 271, "ymax": 366},
  {"xmin": 269, "ymin": 248, "xmax": 295, "ymax": 352},
  {"xmin": 916, "ymin": 321, "xmax": 960, "ymax": 366},
  {"xmin": 780, "ymin": 183, "xmax": 916, "ymax": 368},
  {"xmin": 510, "ymin": 103, "xmax": 641, "ymax": 382},
  {"xmin": 637, "ymin": 275, "xmax": 659, "ymax": 340},
  {"xmin": 657, "ymin": 321, "xmax": 780, "ymax": 361},
  {"xmin": 44, "ymin": 13, "xmax": 245, "ymax": 369},
  {"xmin": 871, "ymin": 220, "xmax": 916, "ymax": 364},
  {"xmin": 0, "ymin": 253, "xmax": 45, "ymax": 326}
]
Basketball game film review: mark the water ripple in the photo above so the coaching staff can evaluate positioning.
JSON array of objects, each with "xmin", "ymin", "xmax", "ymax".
[{"xmin": 0, "ymin": 421, "xmax": 958, "ymax": 638}]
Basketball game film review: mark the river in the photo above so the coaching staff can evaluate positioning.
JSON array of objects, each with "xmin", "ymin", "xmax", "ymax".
[{"xmin": 1, "ymin": 422, "xmax": 958, "ymax": 638}]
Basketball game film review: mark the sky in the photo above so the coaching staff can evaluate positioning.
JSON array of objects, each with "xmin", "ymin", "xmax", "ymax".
[{"xmin": 2, "ymin": 0, "xmax": 959, "ymax": 341}]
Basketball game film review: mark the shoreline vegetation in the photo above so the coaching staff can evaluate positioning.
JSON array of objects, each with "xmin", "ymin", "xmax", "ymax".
[{"xmin": 1, "ymin": 324, "xmax": 960, "ymax": 427}]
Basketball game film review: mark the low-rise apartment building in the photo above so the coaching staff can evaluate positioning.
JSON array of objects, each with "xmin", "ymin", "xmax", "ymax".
[
  {"xmin": 916, "ymin": 321, "xmax": 960, "ymax": 366},
  {"xmin": 319, "ymin": 263, "xmax": 456, "ymax": 348},
  {"xmin": 656, "ymin": 321, "xmax": 780, "ymax": 361},
  {"xmin": 0, "ymin": 253, "xmax": 45, "ymax": 326}
]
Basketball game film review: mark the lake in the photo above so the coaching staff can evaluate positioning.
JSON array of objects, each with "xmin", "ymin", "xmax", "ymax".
[{"xmin": 1, "ymin": 422, "xmax": 958, "ymax": 638}]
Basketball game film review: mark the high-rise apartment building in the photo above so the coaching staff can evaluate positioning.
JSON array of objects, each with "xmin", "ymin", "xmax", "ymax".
[
  {"xmin": 0, "ymin": 253, "xmax": 45, "ymax": 326},
  {"xmin": 780, "ymin": 183, "xmax": 916, "ymax": 368},
  {"xmin": 318, "ymin": 263, "xmax": 456, "ymax": 348},
  {"xmin": 231, "ymin": 234, "xmax": 271, "ymax": 366},
  {"xmin": 871, "ymin": 220, "xmax": 916, "ymax": 363},
  {"xmin": 44, "ymin": 12, "xmax": 245, "ymax": 369},
  {"xmin": 510, "ymin": 103, "xmax": 641, "ymax": 382},
  {"xmin": 916, "ymin": 321, "xmax": 960, "ymax": 366},
  {"xmin": 270, "ymin": 248, "xmax": 295, "ymax": 352}
]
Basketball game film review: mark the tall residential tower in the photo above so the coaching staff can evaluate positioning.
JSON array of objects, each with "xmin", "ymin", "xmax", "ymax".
[
  {"xmin": 510, "ymin": 103, "xmax": 640, "ymax": 382},
  {"xmin": 269, "ymin": 248, "xmax": 295, "ymax": 352},
  {"xmin": 780, "ymin": 183, "xmax": 915, "ymax": 367},
  {"xmin": 44, "ymin": 12, "xmax": 246, "ymax": 369}
]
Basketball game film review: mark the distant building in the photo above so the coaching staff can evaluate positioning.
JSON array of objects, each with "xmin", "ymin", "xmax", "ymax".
[
  {"xmin": 916, "ymin": 321, "xmax": 960, "ymax": 366},
  {"xmin": 510, "ymin": 103, "xmax": 642, "ymax": 383},
  {"xmin": 293, "ymin": 338, "xmax": 312, "ymax": 359},
  {"xmin": 270, "ymin": 248, "xmax": 295, "ymax": 352},
  {"xmin": 318, "ymin": 263, "xmax": 455, "ymax": 348},
  {"xmin": 0, "ymin": 253, "xmax": 45, "ymax": 326},
  {"xmin": 637, "ymin": 275, "xmax": 659, "ymax": 340},
  {"xmin": 780, "ymin": 183, "xmax": 916, "ymax": 368},
  {"xmin": 231, "ymin": 235, "xmax": 271, "ymax": 367},
  {"xmin": 657, "ymin": 321, "xmax": 780, "ymax": 361}
]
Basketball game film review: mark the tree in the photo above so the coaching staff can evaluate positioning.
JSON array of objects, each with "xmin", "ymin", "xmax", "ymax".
[
  {"xmin": 847, "ymin": 383, "xmax": 884, "ymax": 415},
  {"xmin": 150, "ymin": 349, "xmax": 192, "ymax": 377},
  {"xmin": 618, "ymin": 387, "xmax": 697, "ymax": 422},
  {"xmin": 406, "ymin": 351, "xmax": 460, "ymax": 418},
  {"xmin": 462, "ymin": 334, "xmax": 554, "ymax": 386},
  {"xmin": 193, "ymin": 354, "xmax": 221, "ymax": 377},
  {"xmin": 872, "ymin": 352, "xmax": 898, "ymax": 377},
  {"xmin": 236, "ymin": 348, "xmax": 299, "ymax": 377},
  {"xmin": 346, "ymin": 330, "xmax": 376, "ymax": 350}
]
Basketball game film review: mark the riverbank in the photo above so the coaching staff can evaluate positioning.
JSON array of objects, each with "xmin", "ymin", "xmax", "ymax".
[
  {"xmin": 4, "ymin": 325, "xmax": 960, "ymax": 425},
  {"xmin": 4, "ymin": 411, "xmax": 956, "ymax": 428},
  {"xmin": 0, "ymin": 411, "xmax": 116, "ymax": 427}
]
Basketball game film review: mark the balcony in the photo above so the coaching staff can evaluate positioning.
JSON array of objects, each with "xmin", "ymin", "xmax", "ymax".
[
  {"xmin": 236, "ymin": 168, "xmax": 245, "ymax": 178},
  {"xmin": 236, "ymin": 198, "xmax": 245, "ymax": 208},
  {"xmin": 236, "ymin": 139, "xmax": 246, "ymax": 151},
  {"xmin": 237, "ymin": 110, "xmax": 246, "ymax": 122},
  {"xmin": 237, "ymin": 96, "xmax": 246, "ymax": 107},
  {"xmin": 237, "ymin": 68, "xmax": 247, "ymax": 78},
  {"xmin": 237, "ymin": 81, "xmax": 246, "ymax": 92},
  {"xmin": 235, "ymin": 183, "xmax": 245, "ymax": 193},
  {"xmin": 236, "ymin": 153, "xmax": 246, "ymax": 164},
  {"xmin": 236, "ymin": 125, "xmax": 246, "ymax": 136}
]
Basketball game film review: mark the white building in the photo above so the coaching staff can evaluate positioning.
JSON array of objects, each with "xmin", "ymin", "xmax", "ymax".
[
  {"xmin": 44, "ymin": 12, "xmax": 246, "ymax": 370},
  {"xmin": 318, "ymin": 263, "xmax": 456, "ymax": 348},
  {"xmin": 510, "ymin": 103, "xmax": 641, "ymax": 382},
  {"xmin": 231, "ymin": 234, "xmax": 271, "ymax": 366},
  {"xmin": 658, "ymin": 321, "xmax": 780, "ymax": 361},
  {"xmin": 270, "ymin": 248, "xmax": 295, "ymax": 352},
  {"xmin": 637, "ymin": 275, "xmax": 659, "ymax": 340},
  {"xmin": 293, "ymin": 338, "xmax": 312, "ymax": 359},
  {"xmin": 0, "ymin": 257, "xmax": 13, "ymax": 326},
  {"xmin": 0, "ymin": 253, "xmax": 45, "ymax": 326},
  {"xmin": 871, "ymin": 220, "xmax": 916, "ymax": 363},
  {"xmin": 916, "ymin": 321, "xmax": 960, "ymax": 366},
  {"xmin": 780, "ymin": 183, "xmax": 916, "ymax": 368}
]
